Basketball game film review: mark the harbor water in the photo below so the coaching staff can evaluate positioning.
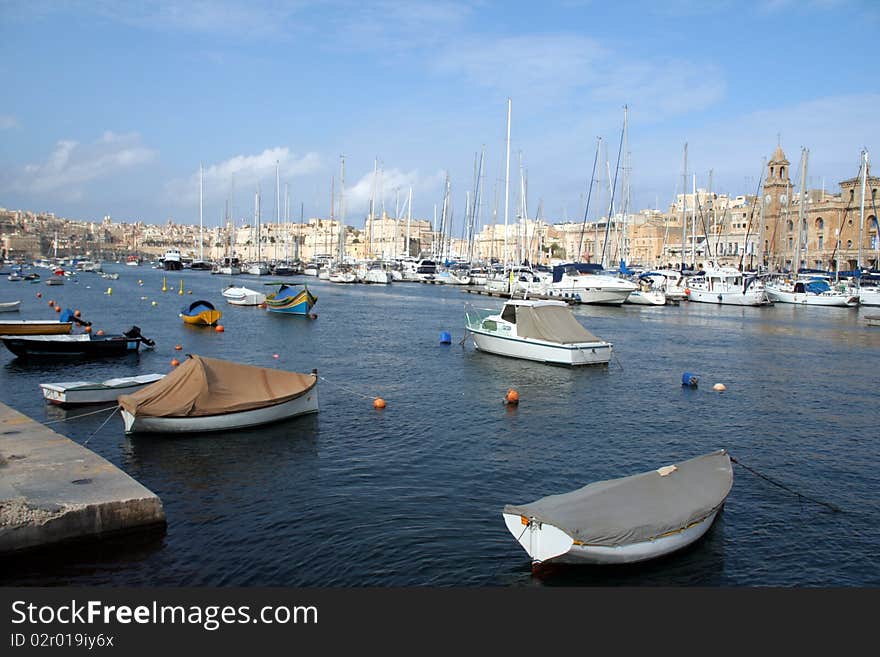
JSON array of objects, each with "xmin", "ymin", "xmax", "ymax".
[{"xmin": 1, "ymin": 266, "xmax": 878, "ymax": 586}]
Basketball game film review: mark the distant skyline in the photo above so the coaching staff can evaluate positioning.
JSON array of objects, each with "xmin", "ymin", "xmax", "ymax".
[{"xmin": 1, "ymin": 1, "xmax": 878, "ymax": 233}]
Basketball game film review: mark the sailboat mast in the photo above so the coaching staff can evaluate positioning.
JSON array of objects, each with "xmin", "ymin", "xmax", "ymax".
[
  {"xmin": 198, "ymin": 164, "xmax": 204, "ymax": 262},
  {"xmin": 406, "ymin": 187, "xmax": 412, "ymax": 258},
  {"xmin": 691, "ymin": 173, "xmax": 697, "ymax": 268},
  {"xmin": 338, "ymin": 155, "xmax": 346, "ymax": 263},
  {"xmin": 793, "ymin": 148, "xmax": 809, "ymax": 274},
  {"xmin": 680, "ymin": 143, "xmax": 688, "ymax": 271},
  {"xmin": 503, "ymin": 97, "xmax": 511, "ymax": 268},
  {"xmin": 859, "ymin": 149, "xmax": 868, "ymax": 270}
]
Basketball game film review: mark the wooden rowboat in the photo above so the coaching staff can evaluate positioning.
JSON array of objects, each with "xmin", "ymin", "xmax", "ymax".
[
  {"xmin": 0, "ymin": 301, "xmax": 21, "ymax": 313},
  {"xmin": 40, "ymin": 374, "xmax": 165, "ymax": 405},
  {"xmin": 180, "ymin": 299, "xmax": 222, "ymax": 325},
  {"xmin": 0, "ymin": 320, "xmax": 73, "ymax": 335},
  {"xmin": 119, "ymin": 355, "xmax": 318, "ymax": 434},
  {"xmin": 1, "ymin": 326, "xmax": 154, "ymax": 360}
]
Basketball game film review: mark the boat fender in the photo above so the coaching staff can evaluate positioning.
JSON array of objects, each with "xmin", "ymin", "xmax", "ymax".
[
  {"xmin": 439, "ymin": 331, "xmax": 452, "ymax": 344},
  {"xmin": 681, "ymin": 372, "xmax": 699, "ymax": 387}
]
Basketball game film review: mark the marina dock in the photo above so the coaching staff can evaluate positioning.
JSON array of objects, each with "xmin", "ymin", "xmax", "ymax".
[
  {"xmin": 462, "ymin": 288, "xmax": 577, "ymax": 303},
  {"xmin": 0, "ymin": 402, "xmax": 165, "ymax": 555}
]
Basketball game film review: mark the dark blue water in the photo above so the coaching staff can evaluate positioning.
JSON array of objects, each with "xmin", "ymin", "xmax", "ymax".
[{"xmin": 2, "ymin": 265, "xmax": 879, "ymax": 586}]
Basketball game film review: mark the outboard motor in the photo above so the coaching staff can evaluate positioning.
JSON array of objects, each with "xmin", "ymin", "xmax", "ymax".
[{"xmin": 124, "ymin": 325, "xmax": 155, "ymax": 348}]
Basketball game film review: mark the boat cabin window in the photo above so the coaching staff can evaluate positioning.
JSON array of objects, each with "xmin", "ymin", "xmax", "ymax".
[{"xmin": 501, "ymin": 305, "xmax": 517, "ymax": 324}]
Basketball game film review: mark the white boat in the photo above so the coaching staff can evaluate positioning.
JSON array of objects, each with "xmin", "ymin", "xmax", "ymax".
[
  {"xmin": 212, "ymin": 257, "xmax": 242, "ymax": 276},
  {"xmin": 329, "ymin": 265, "xmax": 357, "ymax": 283},
  {"xmin": 40, "ymin": 374, "xmax": 165, "ymax": 405},
  {"xmin": 765, "ymin": 278, "xmax": 859, "ymax": 307},
  {"xmin": 464, "ymin": 299, "xmax": 613, "ymax": 366},
  {"xmin": 222, "ymin": 284, "xmax": 267, "ymax": 306},
  {"xmin": 640, "ymin": 269, "xmax": 689, "ymax": 301},
  {"xmin": 541, "ymin": 263, "xmax": 637, "ymax": 305},
  {"xmin": 624, "ymin": 279, "xmax": 667, "ymax": 306},
  {"xmin": 101, "ymin": 272, "xmax": 119, "ymax": 280},
  {"xmin": 303, "ymin": 262, "xmax": 319, "ymax": 276},
  {"xmin": 163, "ymin": 248, "xmax": 183, "ymax": 271},
  {"xmin": 245, "ymin": 262, "xmax": 270, "ymax": 276},
  {"xmin": 8, "ymin": 272, "xmax": 23, "ymax": 282},
  {"xmin": 45, "ymin": 276, "xmax": 65, "ymax": 286},
  {"xmin": 685, "ymin": 262, "xmax": 772, "ymax": 306},
  {"xmin": 855, "ymin": 278, "xmax": 880, "ymax": 306},
  {"xmin": 503, "ymin": 450, "xmax": 732, "ymax": 566},
  {"xmin": 357, "ymin": 262, "xmax": 393, "ymax": 284},
  {"xmin": 118, "ymin": 355, "xmax": 318, "ymax": 434},
  {"xmin": 0, "ymin": 301, "xmax": 21, "ymax": 313}
]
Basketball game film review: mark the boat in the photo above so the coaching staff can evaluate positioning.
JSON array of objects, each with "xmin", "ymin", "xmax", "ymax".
[
  {"xmin": 101, "ymin": 272, "xmax": 120, "ymax": 280},
  {"xmin": 685, "ymin": 261, "xmax": 772, "ymax": 306},
  {"xmin": 541, "ymin": 263, "xmax": 637, "ymax": 305},
  {"xmin": 502, "ymin": 449, "xmax": 732, "ymax": 567},
  {"xmin": 7, "ymin": 272, "xmax": 23, "ymax": 282},
  {"xmin": 765, "ymin": 277, "xmax": 859, "ymax": 307},
  {"xmin": 1, "ymin": 326, "xmax": 154, "ymax": 360},
  {"xmin": 464, "ymin": 299, "xmax": 613, "ymax": 366},
  {"xmin": 222, "ymin": 284, "xmax": 267, "ymax": 306},
  {"xmin": 272, "ymin": 261, "xmax": 301, "ymax": 276},
  {"xmin": 163, "ymin": 248, "xmax": 183, "ymax": 271},
  {"xmin": 40, "ymin": 374, "xmax": 165, "ymax": 405},
  {"xmin": 865, "ymin": 315, "xmax": 880, "ymax": 327},
  {"xmin": 212, "ymin": 256, "xmax": 242, "ymax": 276},
  {"xmin": 0, "ymin": 307, "xmax": 89, "ymax": 334},
  {"xmin": 45, "ymin": 275, "xmax": 65, "ymax": 286},
  {"xmin": 328, "ymin": 264, "xmax": 357, "ymax": 283},
  {"xmin": 264, "ymin": 283, "xmax": 317, "ymax": 315},
  {"xmin": 179, "ymin": 300, "xmax": 222, "ymax": 325},
  {"xmin": 0, "ymin": 301, "xmax": 21, "ymax": 313},
  {"xmin": 118, "ymin": 355, "xmax": 319, "ymax": 434},
  {"xmin": 245, "ymin": 262, "xmax": 270, "ymax": 276},
  {"xmin": 624, "ymin": 276, "xmax": 667, "ymax": 306},
  {"xmin": 126, "ymin": 255, "xmax": 140, "ymax": 266}
]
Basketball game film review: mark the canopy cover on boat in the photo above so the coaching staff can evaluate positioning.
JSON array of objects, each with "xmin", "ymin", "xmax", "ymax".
[
  {"xmin": 514, "ymin": 303, "xmax": 603, "ymax": 344},
  {"xmin": 503, "ymin": 450, "xmax": 732, "ymax": 547},
  {"xmin": 118, "ymin": 355, "xmax": 316, "ymax": 418}
]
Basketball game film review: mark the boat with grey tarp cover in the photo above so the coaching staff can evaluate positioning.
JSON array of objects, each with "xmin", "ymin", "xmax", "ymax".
[{"xmin": 502, "ymin": 449, "xmax": 732, "ymax": 566}]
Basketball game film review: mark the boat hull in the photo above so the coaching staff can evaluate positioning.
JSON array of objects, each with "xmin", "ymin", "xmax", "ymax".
[
  {"xmin": 40, "ymin": 374, "xmax": 165, "ymax": 405},
  {"xmin": 686, "ymin": 287, "xmax": 772, "ymax": 306},
  {"xmin": 625, "ymin": 290, "xmax": 667, "ymax": 305},
  {"xmin": 0, "ymin": 301, "xmax": 22, "ymax": 312},
  {"xmin": 469, "ymin": 329, "xmax": 612, "ymax": 366},
  {"xmin": 266, "ymin": 288, "xmax": 317, "ymax": 315},
  {"xmin": 543, "ymin": 286, "xmax": 633, "ymax": 305},
  {"xmin": 502, "ymin": 507, "xmax": 723, "ymax": 565},
  {"xmin": 181, "ymin": 310, "xmax": 222, "ymax": 325},
  {"xmin": 0, "ymin": 321, "xmax": 72, "ymax": 335},
  {"xmin": 766, "ymin": 288, "xmax": 859, "ymax": 306},
  {"xmin": 122, "ymin": 387, "xmax": 319, "ymax": 434},
  {"xmin": 2, "ymin": 336, "xmax": 142, "ymax": 359}
]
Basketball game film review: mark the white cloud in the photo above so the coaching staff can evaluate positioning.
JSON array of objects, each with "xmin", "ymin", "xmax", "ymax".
[
  {"xmin": 166, "ymin": 147, "xmax": 322, "ymax": 206},
  {"xmin": 343, "ymin": 166, "xmax": 446, "ymax": 219},
  {"xmin": 3, "ymin": 131, "xmax": 156, "ymax": 197},
  {"xmin": 0, "ymin": 115, "xmax": 19, "ymax": 130}
]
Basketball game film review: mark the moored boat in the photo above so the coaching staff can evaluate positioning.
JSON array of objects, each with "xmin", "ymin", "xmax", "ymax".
[
  {"xmin": 40, "ymin": 374, "xmax": 165, "ymax": 405},
  {"xmin": 222, "ymin": 284, "xmax": 267, "ymax": 306},
  {"xmin": 118, "ymin": 355, "xmax": 319, "ymax": 434},
  {"xmin": 502, "ymin": 449, "xmax": 732, "ymax": 567},
  {"xmin": 765, "ymin": 278, "xmax": 859, "ymax": 307},
  {"xmin": 0, "ymin": 320, "xmax": 73, "ymax": 335},
  {"xmin": 265, "ymin": 283, "xmax": 317, "ymax": 315},
  {"xmin": 0, "ymin": 301, "xmax": 21, "ymax": 313},
  {"xmin": 180, "ymin": 300, "xmax": 222, "ymax": 325},
  {"xmin": 464, "ymin": 299, "xmax": 612, "ymax": 366},
  {"xmin": 1, "ymin": 326, "xmax": 154, "ymax": 360}
]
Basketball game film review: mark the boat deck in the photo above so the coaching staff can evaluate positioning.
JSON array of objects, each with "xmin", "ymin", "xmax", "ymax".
[{"xmin": 0, "ymin": 402, "xmax": 165, "ymax": 554}]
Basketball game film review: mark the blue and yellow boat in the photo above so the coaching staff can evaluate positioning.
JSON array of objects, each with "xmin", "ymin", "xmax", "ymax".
[
  {"xmin": 264, "ymin": 283, "xmax": 317, "ymax": 315},
  {"xmin": 180, "ymin": 299, "xmax": 222, "ymax": 326}
]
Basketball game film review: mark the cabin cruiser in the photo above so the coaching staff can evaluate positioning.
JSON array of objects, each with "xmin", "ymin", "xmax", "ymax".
[
  {"xmin": 765, "ymin": 275, "xmax": 859, "ymax": 307},
  {"xmin": 415, "ymin": 259, "xmax": 438, "ymax": 281},
  {"xmin": 163, "ymin": 248, "xmax": 183, "ymax": 271},
  {"xmin": 212, "ymin": 256, "xmax": 242, "ymax": 276},
  {"xmin": 685, "ymin": 261, "xmax": 772, "ymax": 306},
  {"xmin": 541, "ymin": 263, "xmax": 637, "ymax": 305}
]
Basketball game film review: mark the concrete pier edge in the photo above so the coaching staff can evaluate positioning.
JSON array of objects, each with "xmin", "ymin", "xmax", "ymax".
[{"xmin": 0, "ymin": 401, "xmax": 165, "ymax": 555}]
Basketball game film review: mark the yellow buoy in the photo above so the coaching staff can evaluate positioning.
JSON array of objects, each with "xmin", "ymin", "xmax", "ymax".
[
  {"xmin": 713, "ymin": 383, "xmax": 727, "ymax": 392},
  {"xmin": 162, "ymin": 276, "xmax": 167, "ymax": 292},
  {"xmin": 151, "ymin": 301, "xmax": 158, "ymax": 306},
  {"xmin": 106, "ymin": 287, "xmax": 112, "ymax": 295},
  {"xmin": 179, "ymin": 280, "xmax": 184, "ymax": 295}
]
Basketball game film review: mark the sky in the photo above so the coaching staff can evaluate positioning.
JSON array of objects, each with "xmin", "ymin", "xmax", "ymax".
[{"xmin": 1, "ymin": 0, "xmax": 878, "ymax": 235}]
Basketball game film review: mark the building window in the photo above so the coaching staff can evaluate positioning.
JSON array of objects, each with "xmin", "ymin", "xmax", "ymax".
[
  {"xmin": 780, "ymin": 167, "xmax": 785, "ymax": 178},
  {"xmin": 847, "ymin": 240, "xmax": 853, "ymax": 248},
  {"xmin": 815, "ymin": 217, "xmax": 824, "ymax": 231},
  {"xmin": 789, "ymin": 238, "xmax": 793, "ymax": 249},
  {"xmin": 818, "ymin": 236, "xmax": 824, "ymax": 250},
  {"xmin": 787, "ymin": 220, "xmax": 794, "ymax": 232},
  {"xmin": 770, "ymin": 166, "xmax": 775, "ymax": 178}
]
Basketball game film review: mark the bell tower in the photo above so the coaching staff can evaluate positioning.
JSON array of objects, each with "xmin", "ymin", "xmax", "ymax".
[{"xmin": 763, "ymin": 143, "xmax": 791, "ymax": 218}]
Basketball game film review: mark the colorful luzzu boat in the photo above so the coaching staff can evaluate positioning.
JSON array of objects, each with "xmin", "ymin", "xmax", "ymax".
[
  {"xmin": 179, "ymin": 300, "xmax": 222, "ymax": 326},
  {"xmin": 264, "ymin": 283, "xmax": 317, "ymax": 315}
]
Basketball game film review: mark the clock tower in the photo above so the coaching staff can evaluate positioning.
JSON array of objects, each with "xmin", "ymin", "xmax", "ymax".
[{"xmin": 762, "ymin": 144, "xmax": 791, "ymax": 256}]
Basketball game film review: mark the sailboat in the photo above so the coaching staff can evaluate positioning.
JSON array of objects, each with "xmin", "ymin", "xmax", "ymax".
[
  {"xmin": 245, "ymin": 184, "xmax": 270, "ymax": 275},
  {"xmin": 191, "ymin": 164, "xmax": 212, "ymax": 270}
]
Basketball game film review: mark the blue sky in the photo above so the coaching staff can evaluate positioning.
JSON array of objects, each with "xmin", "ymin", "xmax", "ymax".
[{"xmin": 1, "ymin": 0, "xmax": 878, "ymax": 234}]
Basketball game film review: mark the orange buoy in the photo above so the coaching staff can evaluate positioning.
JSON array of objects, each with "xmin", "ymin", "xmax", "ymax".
[
  {"xmin": 48, "ymin": 300, "xmax": 55, "ymax": 306},
  {"xmin": 309, "ymin": 313, "xmax": 318, "ymax": 319},
  {"xmin": 215, "ymin": 325, "xmax": 225, "ymax": 332},
  {"xmin": 373, "ymin": 397, "xmax": 387, "ymax": 409},
  {"xmin": 505, "ymin": 389, "xmax": 520, "ymax": 405},
  {"xmin": 36, "ymin": 292, "xmax": 42, "ymax": 298},
  {"xmin": 171, "ymin": 358, "xmax": 180, "ymax": 367},
  {"xmin": 174, "ymin": 344, "xmax": 183, "ymax": 351},
  {"xmin": 684, "ymin": 287, "xmax": 691, "ymax": 296},
  {"xmin": 96, "ymin": 329, "xmax": 104, "ymax": 336},
  {"xmin": 84, "ymin": 325, "xmax": 92, "ymax": 333},
  {"xmin": 74, "ymin": 309, "xmax": 81, "ymax": 317},
  {"xmin": 55, "ymin": 305, "xmax": 61, "ymax": 313}
]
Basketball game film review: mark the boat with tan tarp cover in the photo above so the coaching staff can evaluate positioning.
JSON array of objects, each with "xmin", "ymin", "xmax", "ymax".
[
  {"xmin": 118, "ymin": 354, "xmax": 318, "ymax": 434},
  {"xmin": 502, "ymin": 450, "xmax": 732, "ymax": 566}
]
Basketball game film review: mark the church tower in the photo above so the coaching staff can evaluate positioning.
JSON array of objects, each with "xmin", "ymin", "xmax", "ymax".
[{"xmin": 762, "ymin": 144, "xmax": 792, "ymax": 259}]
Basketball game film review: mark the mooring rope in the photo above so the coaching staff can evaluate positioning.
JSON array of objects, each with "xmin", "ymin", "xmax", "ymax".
[
  {"xmin": 42, "ymin": 404, "xmax": 120, "ymax": 425},
  {"xmin": 730, "ymin": 455, "xmax": 841, "ymax": 513},
  {"xmin": 318, "ymin": 375, "xmax": 380, "ymax": 402},
  {"xmin": 83, "ymin": 405, "xmax": 121, "ymax": 445}
]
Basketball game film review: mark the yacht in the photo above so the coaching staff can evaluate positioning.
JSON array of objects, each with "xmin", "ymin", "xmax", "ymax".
[
  {"xmin": 163, "ymin": 248, "xmax": 183, "ymax": 271},
  {"xmin": 765, "ymin": 275, "xmax": 859, "ymax": 307},
  {"xmin": 415, "ymin": 259, "xmax": 438, "ymax": 281},
  {"xmin": 212, "ymin": 256, "xmax": 242, "ymax": 276},
  {"xmin": 542, "ymin": 263, "xmax": 637, "ymax": 305},
  {"xmin": 685, "ymin": 261, "xmax": 772, "ymax": 306},
  {"xmin": 245, "ymin": 261, "xmax": 270, "ymax": 276}
]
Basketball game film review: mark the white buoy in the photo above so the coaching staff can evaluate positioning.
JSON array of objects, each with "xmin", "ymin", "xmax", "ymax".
[{"xmin": 713, "ymin": 383, "xmax": 727, "ymax": 392}]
